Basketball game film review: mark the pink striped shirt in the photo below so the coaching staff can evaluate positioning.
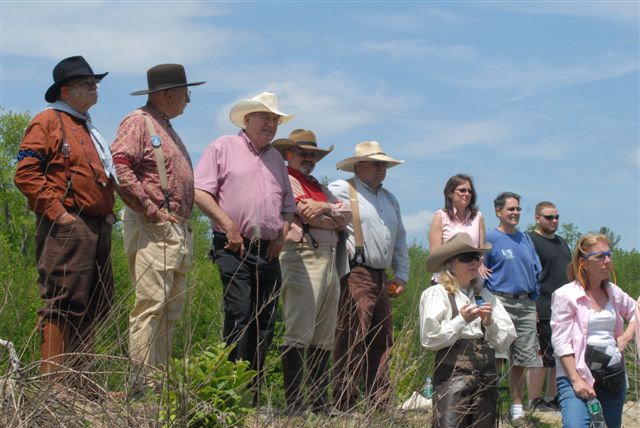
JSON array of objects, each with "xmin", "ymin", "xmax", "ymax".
[{"xmin": 194, "ymin": 131, "xmax": 296, "ymax": 241}]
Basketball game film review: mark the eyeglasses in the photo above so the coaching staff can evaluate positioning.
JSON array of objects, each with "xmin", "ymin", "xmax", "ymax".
[
  {"xmin": 542, "ymin": 214, "xmax": 560, "ymax": 221},
  {"xmin": 584, "ymin": 250, "xmax": 613, "ymax": 261},
  {"xmin": 254, "ymin": 112, "xmax": 282, "ymax": 124},
  {"xmin": 358, "ymin": 161, "xmax": 388, "ymax": 168},
  {"xmin": 292, "ymin": 150, "xmax": 317, "ymax": 159},
  {"xmin": 456, "ymin": 253, "xmax": 481, "ymax": 263},
  {"xmin": 455, "ymin": 188, "xmax": 472, "ymax": 194},
  {"xmin": 504, "ymin": 207, "xmax": 522, "ymax": 212}
]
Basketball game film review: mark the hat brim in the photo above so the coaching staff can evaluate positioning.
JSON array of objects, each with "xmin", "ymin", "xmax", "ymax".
[
  {"xmin": 130, "ymin": 81, "xmax": 206, "ymax": 96},
  {"xmin": 336, "ymin": 154, "xmax": 404, "ymax": 172},
  {"xmin": 45, "ymin": 72, "xmax": 108, "ymax": 103},
  {"xmin": 426, "ymin": 239, "xmax": 491, "ymax": 273},
  {"xmin": 229, "ymin": 100, "xmax": 294, "ymax": 128},
  {"xmin": 271, "ymin": 139, "xmax": 333, "ymax": 161}
]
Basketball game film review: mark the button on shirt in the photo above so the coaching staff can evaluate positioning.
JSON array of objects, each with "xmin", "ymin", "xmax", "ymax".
[
  {"xmin": 194, "ymin": 131, "xmax": 296, "ymax": 241},
  {"xmin": 328, "ymin": 177, "xmax": 409, "ymax": 282}
]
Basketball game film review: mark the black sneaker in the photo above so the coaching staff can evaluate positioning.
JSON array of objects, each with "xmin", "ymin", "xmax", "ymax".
[{"xmin": 529, "ymin": 397, "xmax": 556, "ymax": 412}]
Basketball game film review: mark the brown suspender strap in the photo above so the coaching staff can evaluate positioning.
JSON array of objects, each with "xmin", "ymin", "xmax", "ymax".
[
  {"xmin": 53, "ymin": 110, "xmax": 78, "ymax": 209},
  {"xmin": 140, "ymin": 113, "xmax": 171, "ymax": 212},
  {"xmin": 347, "ymin": 178, "xmax": 365, "ymax": 264},
  {"xmin": 448, "ymin": 293, "xmax": 459, "ymax": 318}
]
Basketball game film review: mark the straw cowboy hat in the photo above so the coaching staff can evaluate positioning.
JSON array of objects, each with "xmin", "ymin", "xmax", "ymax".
[
  {"xmin": 336, "ymin": 141, "xmax": 404, "ymax": 172},
  {"xmin": 426, "ymin": 232, "xmax": 492, "ymax": 272},
  {"xmin": 229, "ymin": 91, "xmax": 294, "ymax": 128},
  {"xmin": 45, "ymin": 56, "xmax": 108, "ymax": 102},
  {"xmin": 271, "ymin": 129, "xmax": 334, "ymax": 161},
  {"xmin": 131, "ymin": 64, "xmax": 205, "ymax": 96}
]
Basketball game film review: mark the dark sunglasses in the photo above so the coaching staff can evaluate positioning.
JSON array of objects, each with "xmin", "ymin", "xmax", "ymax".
[
  {"xmin": 455, "ymin": 188, "xmax": 473, "ymax": 194},
  {"xmin": 505, "ymin": 207, "xmax": 522, "ymax": 212},
  {"xmin": 456, "ymin": 252, "xmax": 482, "ymax": 263},
  {"xmin": 542, "ymin": 215, "xmax": 560, "ymax": 221},
  {"xmin": 295, "ymin": 150, "xmax": 318, "ymax": 159}
]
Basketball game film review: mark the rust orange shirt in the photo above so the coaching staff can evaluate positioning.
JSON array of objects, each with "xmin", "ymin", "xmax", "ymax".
[{"xmin": 14, "ymin": 109, "xmax": 115, "ymax": 221}]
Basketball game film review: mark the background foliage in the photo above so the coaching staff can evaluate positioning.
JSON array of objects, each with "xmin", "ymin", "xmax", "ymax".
[{"xmin": 1, "ymin": 108, "xmax": 639, "ymax": 426}]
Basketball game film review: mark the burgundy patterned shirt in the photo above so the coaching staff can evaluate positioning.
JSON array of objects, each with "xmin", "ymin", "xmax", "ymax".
[{"xmin": 111, "ymin": 103, "xmax": 194, "ymax": 220}]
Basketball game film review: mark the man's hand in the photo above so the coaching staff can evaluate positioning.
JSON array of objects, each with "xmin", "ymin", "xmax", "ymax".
[
  {"xmin": 266, "ymin": 235, "xmax": 284, "ymax": 261},
  {"xmin": 54, "ymin": 211, "xmax": 76, "ymax": 225},
  {"xmin": 222, "ymin": 220, "xmax": 244, "ymax": 257},
  {"xmin": 388, "ymin": 279, "xmax": 406, "ymax": 297},
  {"xmin": 298, "ymin": 199, "xmax": 330, "ymax": 222}
]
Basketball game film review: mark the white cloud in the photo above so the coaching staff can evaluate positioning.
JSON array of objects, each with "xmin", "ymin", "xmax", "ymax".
[
  {"xmin": 478, "ymin": 2, "xmax": 639, "ymax": 24},
  {"xmin": 208, "ymin": 63, "xmax": 421, "ymax": 136},
  {"xmin": 360, "ymin": 39, "xmax": 474, "ymax": 62},
  {"xmin": 402, "ymin": 209, "xmax": 434, "ymax": 234},
  {"xmin": 1, "ymin": 2, "xmax": 239, "ymax": 73}
]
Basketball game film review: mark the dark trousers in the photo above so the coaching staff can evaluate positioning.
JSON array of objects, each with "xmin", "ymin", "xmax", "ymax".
[
  {"xmin": 333, "ymin": 265, "xmax": 393, "ymax": 411},
  {"xmin": 35, "ymin": 213, "xmax": 114, "ymax": 331},
  {"xmin": 211, "ymin": 235, "xmax": 281, "ymax": 391}
]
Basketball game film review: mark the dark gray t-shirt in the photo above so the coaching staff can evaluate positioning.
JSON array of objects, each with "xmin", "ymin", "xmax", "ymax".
[{"xmin": 528, "ymin": 232, "xmax": 571, "ymax": 320}]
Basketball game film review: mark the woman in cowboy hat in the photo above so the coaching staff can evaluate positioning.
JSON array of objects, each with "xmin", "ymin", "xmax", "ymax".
[{"xmin": 420, "ymin": 232, "xmax": 516, "ymax": 428}]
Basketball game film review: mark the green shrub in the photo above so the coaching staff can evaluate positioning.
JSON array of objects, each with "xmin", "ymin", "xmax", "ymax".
[{"xmin": 161, "ymin": 342, "xmax": 257, "ymax": 427}]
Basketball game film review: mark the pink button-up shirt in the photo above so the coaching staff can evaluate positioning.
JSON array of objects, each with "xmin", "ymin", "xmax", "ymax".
[
  {"xmin": 194, "ymin": 131, "xmax": 296, "ymax": 241},
  {"xmin": 551, "ymin": 280, "xmax": 636, "ymax": 385}
]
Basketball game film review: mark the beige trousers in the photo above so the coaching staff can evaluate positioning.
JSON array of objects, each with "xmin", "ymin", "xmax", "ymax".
[
  {"xmin": 279, "ymin": 243, "xmax": 339, "ymax": 350},
  {"xmin": 123, "ymin": 207, "xmax": 192, "ymax": 385}
]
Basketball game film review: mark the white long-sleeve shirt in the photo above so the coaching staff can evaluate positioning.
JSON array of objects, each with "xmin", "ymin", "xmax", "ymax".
[
  {"xmin": 419, "ymin": 283, "xmax": 516, "ymax": 357},
  {"xmin": 328, "ymin": 177, "xmax": 409, "ymax": 282}
]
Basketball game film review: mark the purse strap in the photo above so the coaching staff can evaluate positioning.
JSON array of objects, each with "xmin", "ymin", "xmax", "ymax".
[{"xmin": 140, "ymin": 113, "xmax": 171, "ymax": 212}]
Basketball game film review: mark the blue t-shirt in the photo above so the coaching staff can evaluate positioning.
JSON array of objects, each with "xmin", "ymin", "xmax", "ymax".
[{"xmin": 484, "ymin": 228, "xmax": 541, "ymax": 300}]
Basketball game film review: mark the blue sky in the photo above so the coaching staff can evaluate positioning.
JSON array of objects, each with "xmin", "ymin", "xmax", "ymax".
[{"xmin": 2, "ymin": 1, "xmax": 638, "ymax": 250}]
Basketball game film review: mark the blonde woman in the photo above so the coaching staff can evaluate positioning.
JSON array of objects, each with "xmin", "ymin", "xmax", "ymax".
[
  {"xmin": 551, "ymin": 233, "xmax": 636, "ymax": 428},
  {"xmin": 420, "ymin": 233, "xmax": 516, "ymax": 428}
]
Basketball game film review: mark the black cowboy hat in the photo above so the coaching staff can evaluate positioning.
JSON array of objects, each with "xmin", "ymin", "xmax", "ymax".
[
  {"xmin": 44, "ymin": 56, "xmax": 108, "ymax": 102},
  {"xmin": 131, "ymin": 64, "xmax": 205, "ymax": 96}
]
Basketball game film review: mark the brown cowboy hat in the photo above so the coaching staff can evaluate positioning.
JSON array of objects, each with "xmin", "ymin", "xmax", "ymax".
[
  {"xmin": 426, "ymin": 232, "xmax": 492, "ymax": 272},
  {"xmin": 271, "ymin": 129, "xmax": 334, "ymax": 161},
  {"xmin": 45, "ymin": 56, "xmax": 108, "ymax": 102},
  {"xmin": 336, "ymin": 140, "xmax": 404, "ymax": 172},
  {"xmin": 131, "ymin": 64, "xmax": 205, "ymax": 96}
]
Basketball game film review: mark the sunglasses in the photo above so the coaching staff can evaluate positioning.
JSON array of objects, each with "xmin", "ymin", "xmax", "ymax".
[
  {"xmin": 542, "ymin": 214, "xmax": 560, "ymax": 221},
  {"xmin": 583, "ymin": 250, "xmax": 613, "ymax": 261},
  {"xmin": 456, "ymin": 253, "xmax": 482, "ymax": 263},
  {"xmin": 295, "ymin": 150, "xmax": 318, "ymax": 159},
  {"xmin": 455, "ymin": 188, "xmax": 473, "ymax": 194},
  {"xmin": 505, "ymin": 207, "xmax": 522, "ymax": 212}
]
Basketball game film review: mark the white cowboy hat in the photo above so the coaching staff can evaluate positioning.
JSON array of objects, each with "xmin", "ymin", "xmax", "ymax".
[
  {"xmin": 271, "ymin": 129, "xmax": 334, "ymax": 161},
  {"xmin": 336, "ymin": 140, "xmax": 404, "ymax": 172},
  {"xmin": 229, "ymin": 91, "xmax": 294, "ymax": 128},
  {"xmin": 426, "ymin": 232, "xmax": 492, "ymax": 272}
]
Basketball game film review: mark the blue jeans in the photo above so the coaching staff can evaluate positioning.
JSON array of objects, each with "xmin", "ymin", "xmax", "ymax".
[{"xmin": 557, "ymin": 376, "xmax": 626, "ymax": 428}]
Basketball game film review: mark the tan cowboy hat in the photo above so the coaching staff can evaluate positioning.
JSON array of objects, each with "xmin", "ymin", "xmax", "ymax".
[
  {"xmin": 426, "ymin": 232, "xmax": 492, "ymax": 272},
  {"xmin": 336, "ymin": 141, "xmax": 404, "ymax": 172},
  {"xmin": 229, "ymin": 91, "xmax": 294, "ymax": 128},
  {"xmin": 271, "ymin": 129, "xmax": 334, "ymax": 161},
  {"xmin": 131, "ymin": 64, "xmax": 205, "ymax": 96}
]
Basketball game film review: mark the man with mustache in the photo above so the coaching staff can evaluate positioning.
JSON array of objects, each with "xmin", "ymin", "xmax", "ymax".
[
  {"xmin": 110, "ymin": 64, "xmax": 204, "ymax": 394},
  {"xmin": 272, "ymin": 129, "xmax": 351, "ymax": 415},
  {"xmin": 14, "ymin": 56, "xmax": 117, "ymax": 394},
  {"xmin": 193, "ymin": 92, "xmax": 296, "ymax": 402},
  {"xmin": 483, "ymin": 192, "xmax": 542, "ymax": 426}
]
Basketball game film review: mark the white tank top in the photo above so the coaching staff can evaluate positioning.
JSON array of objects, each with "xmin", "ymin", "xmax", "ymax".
[{"xmin": 587, "ymin": 301, "xmax": 621, "ymax": 365}]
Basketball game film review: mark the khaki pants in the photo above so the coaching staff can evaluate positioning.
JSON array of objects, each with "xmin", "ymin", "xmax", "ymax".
[
  {"xmin": 123, "ymin": 207, "xmax": 192, "ymax": 385},
  {"xmin": 280, "ymin": 244, "xmax": 339, "ymax": 350}
]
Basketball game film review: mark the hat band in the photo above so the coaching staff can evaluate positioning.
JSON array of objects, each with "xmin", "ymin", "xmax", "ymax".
[{"xmin": 296, "ymin": 141, "xmax": 317, "ymax": 147}]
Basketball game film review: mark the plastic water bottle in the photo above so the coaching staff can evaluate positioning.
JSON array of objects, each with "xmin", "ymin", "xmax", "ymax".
[
  {"xmin": 586, "ymin": 398, "xmax": 607, "ymax": 428},
  {"xmin": 421, "ymin": 376, "xmax": 433, "ymax": 398}
]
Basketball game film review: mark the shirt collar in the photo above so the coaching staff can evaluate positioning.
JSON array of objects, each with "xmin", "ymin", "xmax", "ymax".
[
  {"xmin": 354, "ymin": 175, "xmax": 383, "ymax": 193},
  {"xmin": 240, "ymin": 130, "xmax": 271, "ymax": 155},
  {"xmin": 144, "ymin": 102, "xmax": 172, "ymax": 127}
]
